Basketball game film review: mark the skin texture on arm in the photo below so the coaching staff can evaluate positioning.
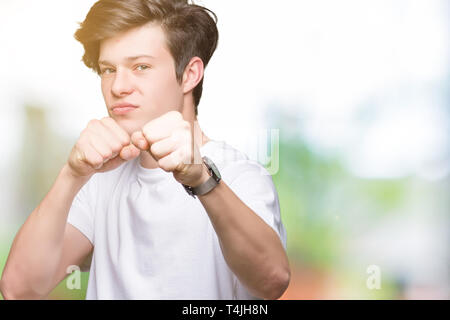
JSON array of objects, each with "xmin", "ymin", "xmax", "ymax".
[
  {"xmin": 0, "ymin": 166, "xmax": 92, "ymax": 299},
  {"xmin": 197, "ymin": 178, "xmax": 291, "ymax": 300}
]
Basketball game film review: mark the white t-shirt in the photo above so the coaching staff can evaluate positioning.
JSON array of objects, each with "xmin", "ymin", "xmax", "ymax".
[{"xmin": 67, "ymin": 139, "xmax": 287, "ymax": 300}]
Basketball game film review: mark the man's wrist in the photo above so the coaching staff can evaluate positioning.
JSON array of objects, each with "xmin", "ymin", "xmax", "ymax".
[
  {"xmin": 189, "ymin": 163, "xmax": 211, "ymax": 188},
  {"xmin": 182, "ymin": 156, "xmax": 221, "ymax": 198},
  {"xmin": 61, "ymin": 164, "xmax": 91, "ymax": 188}
]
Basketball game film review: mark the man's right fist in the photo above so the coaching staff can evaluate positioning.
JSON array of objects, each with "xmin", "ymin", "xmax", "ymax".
[{"xmin": 67, "ymin": 117, "xmax": 141, "ymax": 178}]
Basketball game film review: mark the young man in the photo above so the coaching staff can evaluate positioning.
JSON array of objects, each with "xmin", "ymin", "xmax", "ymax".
[{"xmin": 0, "ymin": 0, "xmax": 289, "ymax": 300}]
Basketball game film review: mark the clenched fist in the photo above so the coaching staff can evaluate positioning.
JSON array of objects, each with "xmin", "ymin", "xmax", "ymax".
[
  {"xmin": 67, "ymin": 117, "xmax": 141, "ymax": 178},
  {"xmin": 131, "ymin": 111, "xmax": 209, "ymax": 187}
]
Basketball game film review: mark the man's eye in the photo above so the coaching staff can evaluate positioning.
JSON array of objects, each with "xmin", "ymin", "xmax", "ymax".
[
  {"xmin": 101, "ymin": 68, "xmax": 114, "ymax": 75},
  {"xmin": 136, "ymin": 65, "xmax": 149, "ymax": 71}
]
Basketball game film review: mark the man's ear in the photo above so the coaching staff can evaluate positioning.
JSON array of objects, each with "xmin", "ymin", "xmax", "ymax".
[{"xmin": 182, "ymin": 57, "xmax": 204, "ymax": 94}]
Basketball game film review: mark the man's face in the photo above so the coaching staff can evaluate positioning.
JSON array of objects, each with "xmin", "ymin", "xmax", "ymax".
[{"xmin": 98, "ymin": 22, "xmax": 184, "ymax": 135}]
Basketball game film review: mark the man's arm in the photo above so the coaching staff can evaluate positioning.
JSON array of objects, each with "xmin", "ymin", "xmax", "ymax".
[
  {"xmin": 197, "ymin": 172, "xmax": 290, "ymax": 300},
  {"xmin": 0, "ymin": 165, "xmax": 92, "ymax": 299},
  {"xmin": 0, "ymin": 117, "xmax": 141, "ymax": 299},
  {"xmin": 130, "ymin": 111, "xmax": 290, "ymax": 299}
]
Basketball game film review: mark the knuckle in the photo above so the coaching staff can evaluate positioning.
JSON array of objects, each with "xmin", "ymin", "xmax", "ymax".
[
  {"xmin": 157, "ymin": 158, "xmax": 164, "ymax": 168},
  {"xmin": 120, "ymin": 135, "xmax": 131, "ymax": 146},
  {"xmin": 178, "ymin": 129, "xmax": 191, "ymax": 144},
  {"xmin": 102, "ymin": 117, "xmax": 119, "ymax": 129},
  {"xmin": 169, "ymin": 132, "xmax": 178, "ymax": 144},
  {"xmin": 75, "ymin": 137, "xmax": 89, "ymax": 151},
  {"xmin": 92, "ymin": 153, "xmax": 102, "ymax": 163},
  {"xmin": 88, "ymin": 119, "xmax": 100, "ymax": 127},
  {"xmin": 87, "ymin": 154, "xmax": 102, "ymax": 167},
  {"xmin": 142, "ymin": 130, "xmax": 152, "ymax": 142},
  {"xmin": 100, "ymin": 116, "xmax": 112, "ymax": 123},
  {"xmin": 75, "ymin": 140, "xmax": 83, "ymax": 150},
  {"xmin": 177, "ymin": 147, "xmax": 185, "ymax": 160},
  {"xmin": 82, "ymin": 126, "xmax": 94, "ymax": 136},
  {"xmin": 111, "ymin": 142, "xmax": 123, "ymax": 153},
  {"xmin": 92, "ymin": 160, "xmax": 103, "ymax": 169},
  {"xmin": 142, "ymin": 123, "xmax": 151, "ymax": 135},
  {"xmin": 183, "ymin": 127, "xmax": 191, "ymax": 138},
  {"xmin": 107, "ymin": 128, "xmax": 130, "ymax": 147},
  {"xmin": 150, "ymin": 143, "xmax": 158, "ymax": 155},
  {"xmin": 102, "ymin": 149, "xmax": 113, "ymax": 159},
  {"xmin": 80, "ymin": 128, "xmax": 90, "ymax": 140}
]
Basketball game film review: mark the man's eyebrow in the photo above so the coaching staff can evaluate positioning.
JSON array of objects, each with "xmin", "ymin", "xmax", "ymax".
[{"xmin": 98, "ymin": 55, "xmax": 155, "ymax": 66}]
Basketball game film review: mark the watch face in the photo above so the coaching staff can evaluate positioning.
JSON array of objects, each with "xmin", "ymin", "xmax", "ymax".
[
  {"xmin": 210, "ymin": 162, "xmax": 221, "ymax": 179},
  {"xmin": 204, "ymin": 156, "xmax": 221, "ymax": 179}
]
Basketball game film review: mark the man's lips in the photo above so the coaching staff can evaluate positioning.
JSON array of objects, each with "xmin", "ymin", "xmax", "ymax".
[
  {"xmin": 111, "ymin": 103, "xmax": 139, "ymax": 110},
  {"xmin": 111, "ymin": 103, "xmax": 139, "ymax": 115}
]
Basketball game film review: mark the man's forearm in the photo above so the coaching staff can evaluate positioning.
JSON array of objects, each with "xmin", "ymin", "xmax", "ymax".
[
  {"xmin": 0, "ymin": 165, "xmax": 89, "ymax": 299},
  {"xmin": 198, "ymin": 179, "xmax": 290, "ymax": 300}
]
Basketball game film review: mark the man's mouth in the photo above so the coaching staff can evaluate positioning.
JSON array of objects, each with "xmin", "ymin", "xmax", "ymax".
[{"xmin": 111, "ymin": 103, "xmax": 139, "ymax": 115}]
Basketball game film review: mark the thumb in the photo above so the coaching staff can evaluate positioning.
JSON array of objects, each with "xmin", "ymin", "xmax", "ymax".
[
  {"xmin": 131, "ymin": 130, "xmax": 150, "ymax": 151},
  {"xmin": 96, "ymin": 143, "xmax": 140, "ymax": 172},
  {"xmin": 120, "ymin": 143, "xmax": 141, "ymax": 161},
  {"xmin": 131, "ymin": 130, "xmax": 159, "ymax": 163}
]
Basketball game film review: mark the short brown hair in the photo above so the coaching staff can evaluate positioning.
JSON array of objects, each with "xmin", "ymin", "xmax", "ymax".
[{"xmin": 74, "ymin": 0, "xmax": 219, "ymax": 116}]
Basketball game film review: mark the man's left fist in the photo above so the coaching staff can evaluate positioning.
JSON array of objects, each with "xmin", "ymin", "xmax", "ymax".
[{"xmin": 131, "ymin": 111, "xmax": 208, "ymax": 187}]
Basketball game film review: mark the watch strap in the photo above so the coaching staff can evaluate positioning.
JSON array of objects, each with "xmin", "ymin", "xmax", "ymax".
[
  {"xmin": 187, "ymin": 175, "xmax": 218, "ymax": 197},
  {"xmin": 183, "ymin": 156, "xmax": 221, "ymax": 198}
]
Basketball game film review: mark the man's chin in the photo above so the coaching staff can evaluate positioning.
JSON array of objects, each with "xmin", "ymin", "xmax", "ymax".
[{"xmin": 113, "ymin": 118, "xmax": 143, "ymax": 136}]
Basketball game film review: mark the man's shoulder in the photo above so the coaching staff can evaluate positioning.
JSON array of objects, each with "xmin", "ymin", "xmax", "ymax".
[
  {"xmin": 204, "ymin": 140, "xmax": 271, "ymax": 182},
  {"xmin": 202, "ymin": 140, "xmax": 246, "ymax": 163}
]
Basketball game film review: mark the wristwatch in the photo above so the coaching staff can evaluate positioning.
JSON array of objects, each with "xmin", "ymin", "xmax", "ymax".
[{"xmin": 183, "ymin": 156, "xmax": 221, "ymax": 198}]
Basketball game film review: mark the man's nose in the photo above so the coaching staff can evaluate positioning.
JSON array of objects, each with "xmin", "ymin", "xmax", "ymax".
[{"xmin": 111, "ymin": 69, "xmax": 134, "ymax": 96}]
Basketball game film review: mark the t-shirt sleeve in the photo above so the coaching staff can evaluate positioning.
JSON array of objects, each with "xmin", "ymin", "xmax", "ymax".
[
  {"xmin": 225, "ymin": 159, "xmax": 287, "ymax": 249},
  {"xmin": 66, "ymin": 176, "xmax": 96, "ymax": 245}
]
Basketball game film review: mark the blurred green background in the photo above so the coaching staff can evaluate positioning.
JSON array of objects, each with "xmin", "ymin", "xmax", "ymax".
[{"xmin": 1, "ymin": 0, "xmax": 449, "ymax": 299}]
